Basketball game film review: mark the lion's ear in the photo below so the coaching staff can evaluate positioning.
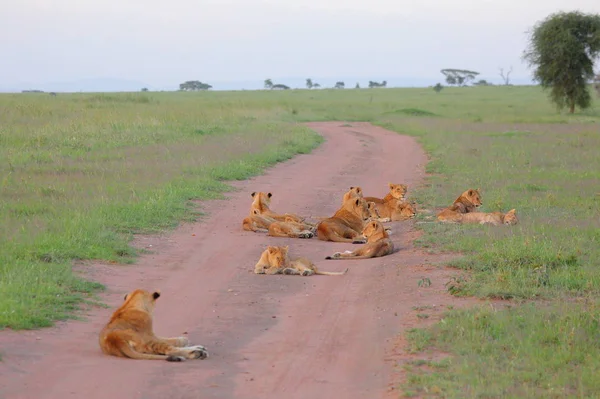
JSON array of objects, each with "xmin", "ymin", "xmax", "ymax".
[
  {"xmin": 152, "ymin": 291, "xmax": 161, "ymax": 300},
  {"xmin": 123, "ymin": 294, "xmax": 128, "ymax": 301},
  {"xmin": 468, "ymin": 189, "xmax": 474, "ymax": 196},
  {"xmin": 388, "ymin": 183, "xmax": 394, "ymax": 189},
  {"xmin": 355, "ymin": 198, "xmax": 360, "ymax": 206},
  {"xmin": 356, "ymin": 187, "xmax": 362, "ymax": 193},
  {"xmin": 349, "ymin": 186, "xmax": 354, "ymax": 190},
  {"xmin": 267, "ymin": 246, "xmax": 275, "ymax": 254},
  {"xmin": 284, "ymin": 245, "xmax": 289, "ymax": 251},
  {"xmin": 251, "ymin": 192, "xmax": 256, "ymax": 197},
  {"xmin": 267, "ymin": 192, "xmax": 272, "ymax": 198},
  {"xmin": 508, "ymin": 209, "xmax": 516, "ymax": 214}
]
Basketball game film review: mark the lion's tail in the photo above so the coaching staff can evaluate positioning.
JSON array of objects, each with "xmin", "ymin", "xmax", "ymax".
[{"xmin": 315, "ymin": 268, "xmax": 349, "ymax": 275}]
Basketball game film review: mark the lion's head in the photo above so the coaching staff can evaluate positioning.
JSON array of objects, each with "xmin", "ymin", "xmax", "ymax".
[
  {"xmin": 250, "ymin": 191, "xmax": 272, "ymax": 212},
  {"xmin": 396, "ymin": 201, "xmax": 416, "ymax": 219},
  {"xmin": 388, "ymin": 183, "xmax": 408, "ymax": 200},
  {"xmin": 254, "ymin": 246, "xmax": 290, "ymax": 274},
  {"xmin": 503, "ymin": 209, "xmax": 518, "ymax": 225},
  {"xmin": 361, "ymin": 220, "xmax": 387, "ymax": 240},
  {"xmin": 367, "ymin": 201, "xmax": 381, "ymax": 220},
  {"xmin": 122, "ymin": 289, "xmax": 161, "ymax": 313}
]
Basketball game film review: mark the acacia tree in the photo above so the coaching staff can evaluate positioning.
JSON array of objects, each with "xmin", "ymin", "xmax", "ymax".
[
  {"xmin": 306, "ymin": 78, "xmax": 313, "ymax": 89},
  {"xmin": 334, "ymin": 81, "xmax": 345, "ymax": 89},
  {"xmin": 440, "ymin": 69, "xmax": 479, "ymax": 86},
  {"xmin": 264, "ymin": 79, "xmax": 273, "ymax": 89},
  {"xmin": 523, "ymin": 11, "xmax": 600, "ymax": 114}
]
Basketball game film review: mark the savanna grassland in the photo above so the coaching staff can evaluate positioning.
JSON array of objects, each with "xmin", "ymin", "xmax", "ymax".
[{"xmin": 1, "ymin": 86, "xmax": 599, "ymax": 397}]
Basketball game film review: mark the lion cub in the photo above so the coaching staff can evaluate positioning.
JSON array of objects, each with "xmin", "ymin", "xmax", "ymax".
[
  {"xmin": 243, "ymin": 209, "xmax": 315, "ymax": 238},
  {"xmin": 325, "ymin": 220, "xmax": 394, "ymax": 260},
  {"xmin": 99, "ymin": 289, "xmax": 208, "ymax": 361},
  {"xmin": 437, "ymin": 189, "xmax": 482, "ymax": 222},
  {"xmin": 459, "ymin": 209, "xmax": 518, "ymax": 226},
  {"xmin": 364, "ymin": 184, "xmax": 415, "ymax": 221},
  {"xmin": 254, "ymin": 245, "xmax": 348, "ymax": 276}
]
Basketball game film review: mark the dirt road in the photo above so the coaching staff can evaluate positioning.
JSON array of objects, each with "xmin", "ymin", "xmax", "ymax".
[{"xmin": 0, "ymin": 122, "xmax": 473, "ymax": 399}]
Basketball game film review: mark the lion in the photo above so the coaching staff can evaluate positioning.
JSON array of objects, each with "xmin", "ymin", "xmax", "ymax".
[
  {"xmin": 342, "ymin": 186, "xmax": 363, "ymax": 203},
  {"xmin": 437, "ymin": 189, "xmax": 482, "ymax": 223},
  {"xmin": 254, "ymin": 246, "xmax": 348, "ymax": 276},
  {"xmin": 364, "ymin": 183, "xmax": 408, "ymax": 204},
  {"xmin": 243, "ymin": 209, "xmax": 315, "ymax": 238},
  {"xmin": 99, "ymin": 289, "xmax": 208, "ymax": 362},
  {"xmin": 244, "ymin": 191, "xmax": 308, "ymax": 224},
  {"xmin": 325, "ymin": 220, "xmax": 394, "ymax": 260},
  {"xmin": 316, "ymin": 197, "xmax": 371, "ymax": 243},
  {"xmin": 367, "ymin": 201, "xmax": 393, "ymax": 223},
  {"xmin": 459, "ymin": 209, "xmax": 518, "ymax": 226}
]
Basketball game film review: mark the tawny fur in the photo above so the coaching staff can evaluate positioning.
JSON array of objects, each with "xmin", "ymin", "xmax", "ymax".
[
  {"xmin": 316, "ymin": 197, "xmax": 371, "ymax": 243},
  {"xmin": 458, "ymin": 209, "xmax": 518, "ymax": 226},
  {"xmin": 342, "ymin": 186, "xmax": 363, "ymax": 204},
  {"xmin": 243, "ymin": 210, "xmax": 315, "ymax": 238},
  {"xmin": 437, "ymin": 189, "xmax": 483, "ymax": 223},
  {"xmin": 99, "ymin": 289, "xmax": 208, "ymax": 362},
  {"xmin": 364, "ymin": 183, "xmax": 408, "ymax": 203},
  {"xmin": 325, "ymin": 220, "xmax": 394, "ymax": 260},
  {"xmin": 242, "ymin": 191, "xmax": 311, "ymax": 227},
  {"xmin": 254, "ymin": 246, "xmax": 348, "ymax": 276}
]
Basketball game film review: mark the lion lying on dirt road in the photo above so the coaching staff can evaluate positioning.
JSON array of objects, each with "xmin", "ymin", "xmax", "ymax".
[
  {"xmin": 99, "ymin": 289, "xmax": 208, "ymax": 362},
  {"xmin": 364, "ymin": 183, "xmax": 415, "ymax": 221},
  {"xmin": 458, "ymin": 208, "xmax": 518, "ymax": 226},
  {"xmin": 437, "ymin": 189, "xmax": 482, "ymax": 223},
  {"xmin": 243, "ymin": 191, "xmax": 310, "ymax": 224},
  {"xmin": 364, "ymin": 183, "xmax": 408, "ymax": 204},
  {"xmin": 325, "ymin": 220, "xmax": 394, "ymax": 260},
  {"xmin": 243, "ymin": 209, "xmax": 315, "ymax": 238},
  {"xmin": 316, "ymin": 197, "xmax": 371, "ymax": 243},
  {"xmin": 254, "ymin": 245, "xmax": 348, "ymax": 276}
]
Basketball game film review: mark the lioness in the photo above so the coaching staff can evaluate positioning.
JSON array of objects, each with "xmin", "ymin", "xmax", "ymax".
[
  {"xmin": 325, "ymin": 220, "xmax": 394, "ymax": 260},
  {"xmin": 99, "ymin": 289, "xmax": 208, "ymax": 362},
  {"xmin": 364, "ymin": 183, "xmax": 408, "ymax": 204},
  {"xmin": 254, "ymin": 245, "xmax": 348, "ymax": 276},
  {"xmin": 316, "ymin": 197, "xmax": 371, "ymax": 243},
  {"xmin": 459, "ymin": 209, "xmax": 518, "ymax": 226},
  {"xmin": 437, "ymin": 189, "xmax": 482, "ymax": 223},
  {"xmin": 342, "ymin": 186, "xmax": 364, "ymax": 203},
  {"xmin": 243, "ymin": 209, "xmax": 315, "ymax": 238},
  {"xmin": 244, "ymin": 191, "xmax": 308, "ymax": 224}
]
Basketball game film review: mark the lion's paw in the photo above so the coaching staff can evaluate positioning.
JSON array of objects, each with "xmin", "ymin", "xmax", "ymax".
[
  {"xmin": 299, "ymin": 231, "xmax": 314, "ymax": 239},
  {"xmin": 352, "ymin": 240, "xmax": 366, "ymax": 244},
  {"xmin": 166, "ymin": 355, "xmax": 186, "ymax": 362}
]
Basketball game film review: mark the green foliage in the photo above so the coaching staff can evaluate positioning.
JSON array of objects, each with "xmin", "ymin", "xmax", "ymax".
[
  {"xmin": 523, "ymin": 11, "xmax": 600, "ymax": 113},
  {"xmin": 179, "ymin": 80, "xmax": 212, "ymax": 91},
  {"xmin": 404, "ymin": 302, "xmax": 600, "ymax": 398},
  {"xmin": 441, "ymin": 69, "xmax": 480, "ymax": 86},
  {"xmin": 433, "ymin": 83, "xmax": 444, "ymax": 93}
]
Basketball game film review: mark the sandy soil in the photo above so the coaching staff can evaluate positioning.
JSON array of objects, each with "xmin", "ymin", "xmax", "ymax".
[{"xmin": 0, "ymin": 122, "xmax": 481, "ymax": 399}]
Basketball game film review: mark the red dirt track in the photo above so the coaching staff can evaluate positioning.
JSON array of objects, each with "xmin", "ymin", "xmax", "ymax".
[{"xmin": 0, "ymin": 122, "xmax": 477, "ymax": 399}]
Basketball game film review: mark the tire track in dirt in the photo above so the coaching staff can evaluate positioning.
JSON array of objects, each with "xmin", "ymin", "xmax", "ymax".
[{"xmin": 0, "ymin": 122, "xmax": 480, "ymax": 399}]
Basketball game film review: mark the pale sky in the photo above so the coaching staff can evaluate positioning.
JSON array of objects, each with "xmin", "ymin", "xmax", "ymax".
[{"xmin": 1, "ymin": 0, "xmax": 599, "ymax": 89}]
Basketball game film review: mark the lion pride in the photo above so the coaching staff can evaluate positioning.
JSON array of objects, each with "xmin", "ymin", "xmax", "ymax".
[
  {"xmin": 254, "ymin": 245, "xmax": 348, "ymax": 276},
  {"xmin": 99, "ymin": 289, "xmax": 208, "ymax": 361},
  {"xmin": 316, "ymin": 197, "xmax": 371, "ymax": 243}
]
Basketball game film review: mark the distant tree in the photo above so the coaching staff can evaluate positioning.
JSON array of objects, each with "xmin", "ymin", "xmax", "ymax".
[
  {"xmin": 523, "ymin": 11, "xmax": 600, "ymax": 113},
  {"xmin": 473, "ymin": 80, "xmax": 492, "ymax": 86},
  {"xmin": 355, "ymin": 82, "xmax": 360, "ymax": 89},
  {"xmin": 433, "ymin": 83, "xmax": 444, "ymax": 93},
  {"xmin": 334, "ymin": 81, "xmax": 345, "ymax": 89},
  {"xmin": 179, "ymin": 80, "xmax": 212, "ymax": 91},
  {"xmin": 440, "ymin": 69, "xmax": 480, "ymax": 86},
  {"xmin": 368, "ymin": 80, "xmax": 387, "ymax": 88},
  {"xmin": 313, "ymin": 83, "xmax": 321, "ymax": 88},
  {"xmin": 271, "ymin": 84, "xmax": 290, "ymax": 90},
  {"xmin": 141, "ymin": 87, "xmax": 149, "ymax": 92},
  {"xmin": 264, "ymin": 79, "xmax": 273, "ymax": 89},
  {"xmin": 499, "ymin": 66, "xmax": 513, "ymax": 85},
  {"xmin": 49, "ymin": 92, "xmax": 57, "ymax": 96},
  {"xmin": 306, "ymin": 78, "xmax": 313, "ymax": 89}
]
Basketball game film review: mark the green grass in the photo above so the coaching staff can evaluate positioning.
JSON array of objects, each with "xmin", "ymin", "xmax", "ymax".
[{"xmin": 2, "ymin": 86, "xmax": 600, "ymax": 393}]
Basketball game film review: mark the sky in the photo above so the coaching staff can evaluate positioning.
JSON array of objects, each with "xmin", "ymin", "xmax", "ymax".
[{"xmin": 1, "ymin": 0, "xmax": 599, "ymax": 91}]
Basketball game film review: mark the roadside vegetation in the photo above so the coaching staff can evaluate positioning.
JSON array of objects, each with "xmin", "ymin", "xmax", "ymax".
[{"xmin": 2, "ymin": 85, "xmax": 599, "ymax": 397}]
